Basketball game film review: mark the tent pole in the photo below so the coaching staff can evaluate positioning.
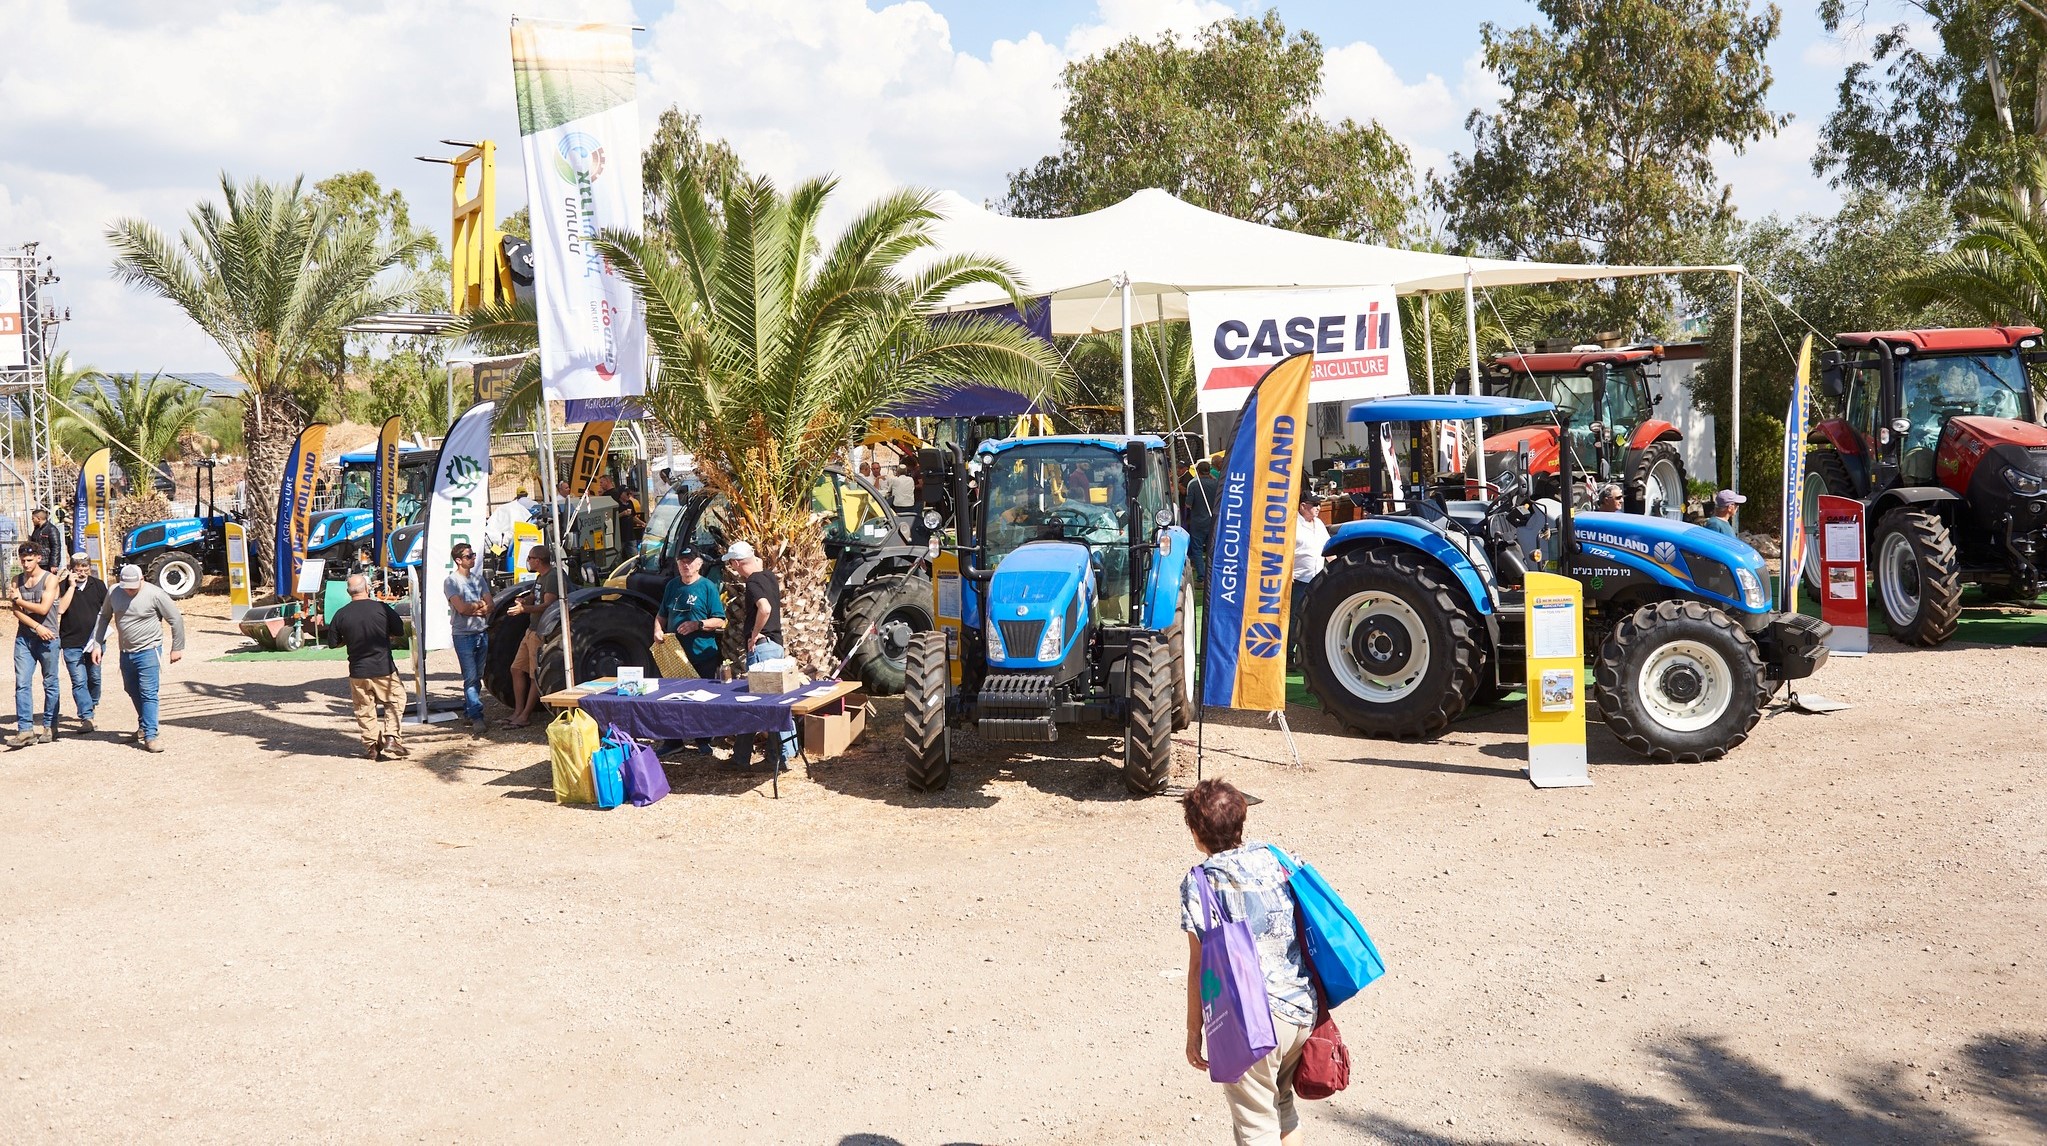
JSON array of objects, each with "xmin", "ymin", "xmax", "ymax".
[
  {"xmin": 1730, "ymin": 269, "xmax": 1744, "ymax": 528},
  {"xmin": 1422, "ymin": 292, "xmax": 1435, "ymax": 395},
  {"xmin": 1464, "ymin": 269, "xmax": 1485, "ymax": 490},
  {"xmin": 1119, "ymin": 273, "xmax": 1135, "ymax": 436}
]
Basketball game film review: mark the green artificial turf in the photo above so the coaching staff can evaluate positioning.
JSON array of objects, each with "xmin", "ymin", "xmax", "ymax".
[
  {"xmin": 213, "ymin": 645, "xmax": 413, "ymax": 663},
  {"xmin": 1792, "ymin": 583, "xmax": 2047, "ymax": 646}
]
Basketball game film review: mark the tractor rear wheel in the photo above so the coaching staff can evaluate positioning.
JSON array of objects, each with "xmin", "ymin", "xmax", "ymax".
[
  {"xmin": 1167, "ymin": 582, "xmax": 1196, "ymax": 731},
  {"xmin": 1628, "ymin": 441, "xmax": 1687, "ymax": 519},
  {"xmin": 1122, "ymin": 633, "xmax": 1175, "ymax": 796},
  {"xmin": 149, "ymin": 551, "xmax": 202, "ymax": 600},
  {"xmin": 1873, "ymin": 508, "xmax": 1962, "ymax": 646},
  {"xmin": 534, "ymin": 604, "xmax": 657, "ymax": 697},
  {"xmin": 484, "ymin": 612, "xmax": 531, "ymax": 707},
  {"xmin": 1300, "ymin": 546, "xmax": 1480, "ymax": 740},
  {"xmin": 901, "ymin": 631, "xmax": 952, "ymax": 792},
  {"xmin": 1594, "ymin": 600, "xmax": 1768, "ymax": 763},
  {"xmin": 1800, "ymin": 448, "xmax": 1857, "ymax": 591},
  {"xmin": 835, "ymin": 571, "xmax": 932, "ymax": 696}
]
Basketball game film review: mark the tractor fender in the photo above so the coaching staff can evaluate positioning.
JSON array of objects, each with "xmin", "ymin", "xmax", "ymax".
[
  {"xmin": 1140, "ymin": 525, "xmax": 1191, "ymax": 630},
  {"xmin": 1869, "ymin": 484, "xmax": 1964, "ymax": 527},
  {"xmin": 1625, "ymin": 419, "xmax": 1681, "ymax": 452},
  {"xmin": 1324, "ymin": 518, "xmax": 1494, "ymax": 616},
  {"xmin": 1810, "ymin": 418, "xmax": 1865, "ymax": 459},
  {"xmin": 528, "ymin": 585, "xmax": 661, "ymax": 643}
]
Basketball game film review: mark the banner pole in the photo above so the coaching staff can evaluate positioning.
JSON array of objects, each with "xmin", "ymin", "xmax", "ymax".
[
  {"xmin": 539, "ymin": 400, "xmax": 578, "ymax": 688},
  {"xmin": 1118, "ymin": 273, "xmax": 1135, "ymax": 436},
  {"xmin": 1730, "ymin": 268, "xmax": 1744, "ymax": 531},
  {"xmin": 1422, "ymin": 292, "xmax": 1435, "ymax": 395},
  {"xmin": 410, "ymin": 567, "xmax": 430, "ymax": 723}
]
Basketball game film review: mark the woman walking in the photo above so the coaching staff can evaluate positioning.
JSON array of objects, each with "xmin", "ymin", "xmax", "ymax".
[{"xmin": 1181, "ymin": 778, "xmax": 1315, "ymax": 1145}]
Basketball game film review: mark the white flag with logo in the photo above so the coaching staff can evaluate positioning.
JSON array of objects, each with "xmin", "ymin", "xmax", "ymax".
[
  {"xmin": 510, "ymin": 19, "xmax": 646, "ymax": 402},
  {"xmin": 423, "ymin": 401, "xmax": 496, "ymax": 651}
]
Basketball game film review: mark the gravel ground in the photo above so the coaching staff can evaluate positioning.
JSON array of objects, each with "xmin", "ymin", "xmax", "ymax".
[{"xmin": 1, "ymin": 593, "xmax": 2042, "ymax": 1144}]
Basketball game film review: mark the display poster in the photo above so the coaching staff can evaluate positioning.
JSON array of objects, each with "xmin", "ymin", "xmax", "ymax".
[
  {"xmin": 1187, "ymin": 288, "xmax": 1407, "ymax": 414},
  {"xmin": 510, "ymin": 18, "xmax": 646, "ymax": 403},
  {"xmin": 1202, "ymin": 352, "xmax": 1314, "ymax": 711},
  {"xmin": 1817, "ymin": 494, "xmax": 1868, "ymax": 655},
  {"xmin": 1524, "ymin": 571, "xmax": 1590, "ymax": 788},
  {"xmin": 225, "ymin": 521, "xmax": 251, "ymax": 622},
  {"xmin": 0, "ymin": 271, "xmax": 24, "ymax": 368}
]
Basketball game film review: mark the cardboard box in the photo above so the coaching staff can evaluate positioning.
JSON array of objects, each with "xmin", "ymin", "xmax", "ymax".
[
  {"xmin": 801, "ymin": 698, "xmax": 870, "ymax": 758},
  {"xmin": 747, "ymin": 667, "xmax": 809, "ymax": 694}
]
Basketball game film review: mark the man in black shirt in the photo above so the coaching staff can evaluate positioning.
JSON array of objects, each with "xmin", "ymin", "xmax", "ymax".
[
  {"xmin": 27, "ymin": 509, "xmax": 61, "ymax": 572},
  {"xmin": 723, "ymin": 540, "xmax": 790, "ymax": 773},
  {"xmin": 55, "ymin": 552, "xmax": 106, "ymax": 734},
  {"xmin": 328, "ymin": 573, "xmax": 410, "ymax": 761}
]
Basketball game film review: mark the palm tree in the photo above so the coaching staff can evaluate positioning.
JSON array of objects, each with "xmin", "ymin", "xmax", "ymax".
[
  {"xmin": 596, "ymin": 171, "xmax": 1068, "ymax": 672},
  {"xmin": 106, "ymin": 173, "xmax": 433, "ymax": 590},
  {"xmin": 1401, "ymin": 286, "xmax": 1568, "ymax": 394},
  {"xmin": 1895, "ymin": 154, "xmax": 2047, "ymax": 326},
  {"xmin": 56, "ymin": 371, "xmax": 209, "ymax": 471}
]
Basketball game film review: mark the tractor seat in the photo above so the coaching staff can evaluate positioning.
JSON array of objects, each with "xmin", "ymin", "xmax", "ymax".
[{"xmin": 1441, "ymin": 498, "xmax": 1490, "ymax": 535}]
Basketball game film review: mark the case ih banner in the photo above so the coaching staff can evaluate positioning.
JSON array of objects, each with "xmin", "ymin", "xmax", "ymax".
[
  {"xmin": 1202, "ymin": 352, "xmax": 1314, "ymax": 711},
  {"xmin": 1187, "ymin": 287, "xmax": 1408, "ymax": 414},
  {"xmin": 510, "ymin": 18, "xmax": 646, "ymax": 403}
]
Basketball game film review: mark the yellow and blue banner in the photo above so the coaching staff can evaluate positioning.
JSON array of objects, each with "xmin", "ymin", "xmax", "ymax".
[
  {"xmin": 1201, "ymin": 352, "xmax": 1314, "ymax": 711},
  {"xmin": 372, "ymin": 415, "xmax": 401, "ymax": 574},
  {"xmin": 73, "ymin": 447, "xmax": 111, "ymax": 551},
  {"xmin": 274, "ymin": 423, "xmax": 327, "ymax": 596},
  {"xmin": 1780, "ymin": 334, "xmax": 1812, "ymax": 613}
]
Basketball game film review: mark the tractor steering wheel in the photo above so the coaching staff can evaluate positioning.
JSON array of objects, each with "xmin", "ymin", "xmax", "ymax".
[{"xmin": 1040, "ymin": 505, "xmax": 1096, "ymax": 538}]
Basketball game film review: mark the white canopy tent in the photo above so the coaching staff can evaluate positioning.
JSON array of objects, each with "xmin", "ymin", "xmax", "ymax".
[{"xmin": 924, "ymin": 189, "xmax": 1751, "ymax": 493}]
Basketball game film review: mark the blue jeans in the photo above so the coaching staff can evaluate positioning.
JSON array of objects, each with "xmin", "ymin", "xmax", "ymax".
[
  {"xmin": 452, "ymin": 631, "xmax": 488, "ymax": 721},
  {"xmin": 736, "ymin": 638, "xmax": 796, "ymax": 770},
  {"xmin": 119, "ymin": 648, "xmax": 161, "ymax": 741},
  {"xmin": 61, "ymin": 645, "xmax": 101, "ymax": 720},
  {"xmin": 14, "ymin": 633, "xmax": 57, "ymax": 731}
]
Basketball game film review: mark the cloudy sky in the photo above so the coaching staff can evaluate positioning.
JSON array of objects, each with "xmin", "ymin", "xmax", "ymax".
[{"xmin": 1, "ymin": 0, "xmax": 1907, "ymax": 374}]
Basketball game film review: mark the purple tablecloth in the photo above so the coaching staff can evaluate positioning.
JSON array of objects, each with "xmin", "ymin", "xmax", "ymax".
[{"xmin": 576, "ymin": 678, "xmax": 834, "ymax": 742}]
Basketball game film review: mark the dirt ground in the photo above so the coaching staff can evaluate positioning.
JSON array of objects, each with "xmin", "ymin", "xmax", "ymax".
[{"xmin": 2, "ymin": 592, "xmax": 2043, "ymax": 1144}]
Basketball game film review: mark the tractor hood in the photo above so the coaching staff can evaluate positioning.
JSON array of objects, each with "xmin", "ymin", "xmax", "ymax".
[
  {"xmin": 307, "ymin": 508, "xmax": 372, "ymax": 552},
  {"xmin": 1938, "ymin": 416, "xmax": 2047, "ymax": 497},
  {"xmin": 1483, "ymin": 424, "xmax": 1561, "ymax": 476},
  {"xmin": 1946, "ymin": 415, "xmax": 2047, "ymax": 450},
  {"xmin": 1571, "ymin": 511, "xmax": 1773, "ymax": 613},
  {"xmin": 123, "ymin": 517, "xmax": 207, "ymax": 555},
  {"xmin": 985, "ymin": 541, "xmax": 1092, "ymax": 667}
]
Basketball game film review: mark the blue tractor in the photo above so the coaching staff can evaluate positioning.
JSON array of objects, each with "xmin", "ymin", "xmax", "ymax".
[
  {"xmin": 1299, "ymin": 395, "xmax": 1831, "ymax": 763},
  {"xmin": 309, "ymin": 445, "xmax": 437, "ymax": 582},
  {"xmin": 120, "ymin": 459, "xmax": 234, "ymax": 599},
  {"xmin": 901, "ymin": 435, "xmax": 1196, "ymax": 795}
]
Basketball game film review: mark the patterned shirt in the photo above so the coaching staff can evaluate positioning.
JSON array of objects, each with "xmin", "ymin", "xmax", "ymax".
[{"xmin": 1180, "ymin": 842, "xmax": 1316, "ymax": 1027}]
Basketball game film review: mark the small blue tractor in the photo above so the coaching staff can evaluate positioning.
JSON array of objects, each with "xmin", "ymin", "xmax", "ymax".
[
  {"xmin": 1299, "ymin": 395, "xmax": 1830, "ymax": 763},
  {"xmin": 306, "ymin": 444, "xmax": 437, "ymax": 582},
  {"xmin": 119, "ymin": 459, "xmax": 234, "ymax": 599},
  {"xmin": 901, "ymin": 435, "xmax": 1195, "ymax": 795}
]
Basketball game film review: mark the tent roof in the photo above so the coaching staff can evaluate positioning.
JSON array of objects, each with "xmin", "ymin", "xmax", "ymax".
[{"xmin": 923, "ymin": 189, "xmax": 1739, "ymax": 335}]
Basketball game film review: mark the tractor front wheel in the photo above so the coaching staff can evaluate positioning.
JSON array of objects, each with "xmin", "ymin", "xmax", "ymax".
[
  {"xmin": 1166, "ymin": 581, "xmax": 1196, "ymax": 731},
  {"xmin": 149, "ymin": 551, "xmax": 202, "ymax": 600},
  {"xmin": 1594, "ymin": 600, "xmax": 1768, "ymax": 763},
  {"xmin": 1122, "ymin": 633, "xmax": 1175, "ymax": 796},
  {"xmin": 534, "ymin": 605, "xmax": 657, "ymax": 697},
  {"xmin": 901, "ymin": 631, "xmax": 952, "ymax": 792},
  {"xmin": 1300, "ymin": 546, "xmax": 1480, "ymax": 740},
  {"xmin": 1873, "ymin": 508, "xmax": 1962, "ymax": 646}
]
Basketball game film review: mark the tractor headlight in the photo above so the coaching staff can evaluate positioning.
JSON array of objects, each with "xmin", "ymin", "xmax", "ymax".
[
  {"xmin": 984, "ymin": 614, "xmax": 1002, "ymax": 656},
  {"xmin": 1735, "ymin": 566, "xmax": 1768, "ymax": 610},
  {"xmin": 2004, "ymin": 464, "xmax": 2046, "ymax": 495},
  {"xmin": 1037, "ymin": 613, "xmax": 1064, "ymax": 659}
]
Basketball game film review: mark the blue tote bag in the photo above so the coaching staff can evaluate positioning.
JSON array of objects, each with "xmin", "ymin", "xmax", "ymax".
[
  {"xmin": 1191, "ymin": 865, "xmax": 1279, "ymax": 1084},
  {"xmin": 1268, "ymin": 846, "xmax": 1385, "ymax": 1008}
]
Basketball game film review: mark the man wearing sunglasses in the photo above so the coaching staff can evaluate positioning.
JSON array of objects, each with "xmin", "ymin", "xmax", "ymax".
[{"xmin": 443, "ymin": 543, "xmax": 491, "ymax": 736}]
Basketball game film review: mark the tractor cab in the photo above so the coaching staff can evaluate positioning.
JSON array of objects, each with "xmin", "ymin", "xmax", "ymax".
[
  {"xmin": 1806, "ymin": 326, "xmax": 2047, "ymax": 641},
  {"xmin": 976, "ymin": 438, "xmax": 1165, "ymax": 629},
  {"xmin": 324, "ymin": 446, "xmax": 437, "ymax": 573},
  {"xmin": 1475, "ymin": 346, "xmax": 1686, "ymax": 518}
]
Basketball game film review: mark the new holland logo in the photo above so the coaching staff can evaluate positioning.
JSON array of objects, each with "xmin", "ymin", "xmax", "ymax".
[
  {"xmin": 1652, "ymin": 540, "xmax": 1679, "ymax": 565},
  {"xmin": 1243, "ymin": 621, "xmax": 1284, "ymax": 659}
]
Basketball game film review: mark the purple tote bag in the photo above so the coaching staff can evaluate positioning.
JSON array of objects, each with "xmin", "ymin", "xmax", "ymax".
[
  {"xmin": 1192, "ymin": 864, "xmax": 1279, "ymax": 1084},
  {"xmin": 607, "ymin": 726, "xmax": 670, "ymax": 806}
]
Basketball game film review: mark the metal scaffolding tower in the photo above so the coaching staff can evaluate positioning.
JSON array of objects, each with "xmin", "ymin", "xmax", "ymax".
[{"xmin": 0, "ymin": 244, "xmax": 64, "ymax": 546}]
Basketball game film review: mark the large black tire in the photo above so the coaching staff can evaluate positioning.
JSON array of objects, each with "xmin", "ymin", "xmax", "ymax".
[
  {"xmin": 149, "ymin": 551, "xmax": 202, "ymax": 600},
  {"xmin": 1594, "ymin": 600, "xmax": 1769, "ymax": 763},
  {"xmin": 534, "ymin": 604, "xmax": 657, "ymax": 696},
  {"xmin": 901, "ymin": 631, "xmax": 952, "ymax": 792},
  {"xmin": 1123, "ymin": 634, "xmax": 1175, "ymax": 796},
  {"xmin": 1167, "ymin": 582, "xmax": 1196, "ymax": 731},
  {"xmin": 484, "ymin": 612, "xmax": 531, "ymax": 706},
  {"xmin": 835, "ymin": 571, "xmax": 933, "ymax": 696},
  {"xmin": 1800, "ymin": 448, "xmax": 1857, "ymax": 591},
  {"xmin": 1872, "ymin": 508, "xmax": 1962, "ymax": 646},
  {"xmin": 1627, "ymin": 441, "xmax": 1687, "ymax": 519},
  {"xmin": 1299, "ymin": 546, "xmax": 1481, "ymax": 740}
]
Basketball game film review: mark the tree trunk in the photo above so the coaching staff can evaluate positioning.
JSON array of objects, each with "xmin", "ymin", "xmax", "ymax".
[
  {"xmin": 770, "ymin": 522, "xmax": 835, "ymax": 678},
  {"xmin": 240, "ymin": 397, "xmax": 302, "ymax": 596}
]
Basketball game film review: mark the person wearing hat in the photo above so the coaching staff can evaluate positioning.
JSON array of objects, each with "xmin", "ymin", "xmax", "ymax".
[
  {"xmin": 55, "ymin": 551, "xmax": 107, "ymax": 734},
  {"xmin": 723, "ymin": 541, "xmax": 792, "ymax": 773},
  {"xmin": 8, "ymin": 542, "xmax": 62, "ymax": 746},
  {"xmin": 1289, "ymin": 491, "xmax": 1330, "ymax": 670},
  {"xmin": 503, "ymin": 546, "xmax": 559, "ymax": 729},
  {"xmin": 653, "ymin": 545, "xmax": 726, "ymax": 680},
  {"xmin": 87, "ymin": 564, "xmax": 186, "ymax": 753},
  {"xmin": 1706, "ymin": 489, "xmax": 1745, "ymax": 538}
]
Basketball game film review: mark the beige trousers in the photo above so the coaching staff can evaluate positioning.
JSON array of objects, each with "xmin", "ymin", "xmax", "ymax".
[
  {"xmin": 1223, "ymin": 1018, "xmax": 1312, "ymax": 1145},
  {"xmin": 349, "ymin": 674, "xmax": 403, "ymax": 751}
]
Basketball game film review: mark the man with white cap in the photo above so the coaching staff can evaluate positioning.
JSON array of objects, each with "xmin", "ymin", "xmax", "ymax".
[
  {"xmin": 1705, "ymin": 489, "xmax": 1745, "ymax": 538},
  {"xmin": 88, "ymin": 564, "xmax": 186, "ymax": 753},
  {"xmin": 723, "ymin": 540, "xmax": 793, "ymax": 774}
]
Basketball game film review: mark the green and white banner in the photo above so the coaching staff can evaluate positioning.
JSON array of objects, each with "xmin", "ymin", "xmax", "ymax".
[
  {"xmin": 423, "ymin": 401, "xmax": 496, "ymax": 651},
  {"xmin": 509, "ymin": 18, "xmax": 645, "ymax": 403}
]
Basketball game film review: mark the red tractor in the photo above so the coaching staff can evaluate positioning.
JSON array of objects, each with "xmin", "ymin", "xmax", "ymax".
[
  {"xmin": 1804, "ymin": 326, "xmax": 2047, "ymax": 645},
  {"xmin": 1474, "ymin": 346, "xmax": 1688, "ymax": 518}
]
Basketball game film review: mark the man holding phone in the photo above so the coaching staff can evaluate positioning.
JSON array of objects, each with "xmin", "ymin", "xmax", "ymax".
[
  {"xmin": 8, "ymin": 543, "xmax": 62, "ymax": 746},
  {"xmin": 55, "ymin": 551, "xmax": 106, "ymax": 734},
  {"xmin": 88, "ymin": 564, "xmax": 185, "ymax": 753}
]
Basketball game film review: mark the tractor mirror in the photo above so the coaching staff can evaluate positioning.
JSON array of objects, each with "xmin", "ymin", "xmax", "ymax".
[{"xmin": 1819, "ymin": 365, "xmax": 1844, "ymax": 399}]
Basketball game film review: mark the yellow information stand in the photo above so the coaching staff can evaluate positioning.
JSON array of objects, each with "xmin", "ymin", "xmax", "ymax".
[
  {"xmin": 224, "ymin": 522, "xmax": 252, "ymax": 622},
  {"xmin": 82, "ymin": 522, "xmax": 107, "ymax": 584},
  {"xmin": 510, "ymin": 521, "xmax": 543, "ymax": 573},
  {"xmin": 1523, "ymin": 570, "xmax": 1591, "ymax": 788},
  {"xmin": 931, "ymin": 549, "xmax": 964, "ymax": 685}
]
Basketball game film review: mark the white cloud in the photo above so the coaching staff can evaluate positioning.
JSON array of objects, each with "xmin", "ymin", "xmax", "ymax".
[
  {"xmin": 1711, "ymin": 120, "xmax": 1841, "ymax": 221},
  {"xmin": 1318, "ymin": 41, "xmax": 1458, "ymax": 173}
]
